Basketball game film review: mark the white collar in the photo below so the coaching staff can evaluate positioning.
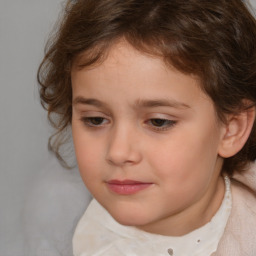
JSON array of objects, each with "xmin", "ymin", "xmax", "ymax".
[{"xmin": 73, "ymin": 176, "xmax": 232, "ymax": 256}]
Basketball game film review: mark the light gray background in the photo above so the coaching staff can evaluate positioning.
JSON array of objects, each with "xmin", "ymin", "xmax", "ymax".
[
  {"xmin": 0, "ymin": 1, "xmax": 91, "ymax": 255},
  {"xmin": 0, "ymin": 0, "xmax": 256, "ymax": 255}
]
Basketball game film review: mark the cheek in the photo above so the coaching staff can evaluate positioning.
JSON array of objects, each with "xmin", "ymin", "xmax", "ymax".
[
  {"xmin": 146, "ymin": 125, "xmax": 220, "ymax": 184},
  {"xmin": 74, "ymin": 141, "xmax": 103, "ymax": 192},
  {"xmin": 72, "ymin": 125, "xmax": 103, "ymax": 179}
]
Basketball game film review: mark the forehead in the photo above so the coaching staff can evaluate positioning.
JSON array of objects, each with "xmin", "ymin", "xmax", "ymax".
[
  {"xmin": 71, "ymin": 41, "xmax": 216, "ymax": 116},
  {"xmin": 72, "ymin": 41, "xmax": 197, "ymax": 88},
  {"xmin": 73, "ymin": 38, "xmax": 173, "ymax": 73}
]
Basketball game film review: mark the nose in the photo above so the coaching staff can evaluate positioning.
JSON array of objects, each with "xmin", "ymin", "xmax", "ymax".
[{"xmin": 106, "ymin": 124, "xmax": 142, "ymax": 166}]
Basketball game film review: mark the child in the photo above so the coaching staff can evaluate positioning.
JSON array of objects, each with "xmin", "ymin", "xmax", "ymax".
[{"xmin": 38, "ymin": 0, "xmax": 256, "ymax": 255}]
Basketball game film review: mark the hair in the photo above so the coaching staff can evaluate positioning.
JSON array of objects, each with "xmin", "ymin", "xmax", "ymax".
[{"xmin": 38, "ymin": 0, "xmax": 256, "ymax": 175}]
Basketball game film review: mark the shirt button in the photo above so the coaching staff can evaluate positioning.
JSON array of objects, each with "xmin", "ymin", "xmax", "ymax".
[{"xmin": 167, "ymin": 248, "xmax": 174, "ymax": 255}]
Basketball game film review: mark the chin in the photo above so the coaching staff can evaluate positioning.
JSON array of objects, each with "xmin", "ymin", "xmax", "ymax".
[{"xmin": 108, "ymin": 207, "xmax": 152, "ymax": 227}]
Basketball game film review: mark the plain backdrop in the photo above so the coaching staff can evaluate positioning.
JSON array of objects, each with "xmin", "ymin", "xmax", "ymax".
[
  {"xmin": 0, "ymin": 1, "xmax": 91, "ymax": 255},
  {"xmin": 0, "ymin": 0, "xmax": 256, "ymax": 255}
]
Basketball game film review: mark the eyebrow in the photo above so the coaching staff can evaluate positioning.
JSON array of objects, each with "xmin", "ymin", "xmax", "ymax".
[
  {"xmin": 135, "ymin": 99, "xmax": 190, "ymax": 109},
  {"xmin": 73, "ymin": 97, "xmax": 108, "ymax": 108},
  {"xmin": 73, "ymin": 96, "xmax": 190, "ymax": 110}
]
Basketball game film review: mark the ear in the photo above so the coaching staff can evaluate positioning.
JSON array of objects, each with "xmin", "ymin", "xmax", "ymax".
[{"xmin": 218, "ymin": 106, "xmax": 255, "ymax": 158}]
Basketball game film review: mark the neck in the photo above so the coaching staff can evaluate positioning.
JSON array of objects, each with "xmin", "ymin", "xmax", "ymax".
[{"xmin": 137, "ymin": 174, "xmax": 225, "ymax": 236}]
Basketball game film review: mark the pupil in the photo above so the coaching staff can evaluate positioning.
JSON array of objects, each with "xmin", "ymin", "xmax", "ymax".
[
  {"xmin": 152, "ymin": 119, "xmax": 165, "ymax": 126},
  {"xmin": 91, "ymin": 117, "xmax": 103, "ymax": 125}
]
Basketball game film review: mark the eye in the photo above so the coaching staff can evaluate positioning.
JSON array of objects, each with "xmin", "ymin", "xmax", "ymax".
[
  {"xmin": 81, "ymin": 117, "xmax": 108, "ymax": 127},
  {"xmin": 147, "ymin": 118, "xmax": 177, "ymax": 131},
  {"xmin": 150, "ymin": 119, "xmax": 169, "ymax": 127}
]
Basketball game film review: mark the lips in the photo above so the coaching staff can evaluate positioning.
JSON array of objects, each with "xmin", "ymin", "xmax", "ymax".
[{"xmin": 106, "ymin": 180, "xmax": 153, "ymax": 195}]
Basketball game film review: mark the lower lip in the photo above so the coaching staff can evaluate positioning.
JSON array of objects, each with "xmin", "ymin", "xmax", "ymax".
[{"xmin": 106, "ymin": 183, "xmax": 152, "ymax": 195}]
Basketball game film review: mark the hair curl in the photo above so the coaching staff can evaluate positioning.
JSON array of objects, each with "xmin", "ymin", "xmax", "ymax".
[{"xmin": 38, "ymin": 0, "xmax": 256, "ymax": 175}]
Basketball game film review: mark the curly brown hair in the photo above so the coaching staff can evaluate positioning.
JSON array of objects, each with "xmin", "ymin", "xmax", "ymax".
[{"xmin": 38, "ymin": 0, "xmax": 256, "ymax": 175}]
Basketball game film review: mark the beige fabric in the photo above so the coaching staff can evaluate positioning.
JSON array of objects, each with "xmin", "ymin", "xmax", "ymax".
[{"xmin": 214, "ymin": 164, "xmax": 256, "ymax": 255}]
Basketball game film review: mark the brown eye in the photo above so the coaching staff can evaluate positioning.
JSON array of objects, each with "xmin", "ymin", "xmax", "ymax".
[
  {"xmin": 81, "ymin": 117, "xmax": 108, "ymax": 127},
  {"xmin": 150, "ymin": 119, "xmax": 171, "ymax": 127},
  {"xmin": 89, "ymin": 117, "xmax": 104, "ymax": 125},
  {"xmin": 146, "ymin": 118, "xmax": 177, "ymax": 131}
]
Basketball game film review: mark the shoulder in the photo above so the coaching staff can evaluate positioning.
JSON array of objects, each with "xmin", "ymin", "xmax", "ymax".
[
  {"xmin": 215, "ymin": 168, "xmax": 256, "ymax": 256},
  {"xmin": 230, "ymin": 179, "xmax": 256, "ymax": 227},
  {"xmin": 230, "ymin": 162, "xmax": 256, "ymax": 225}
]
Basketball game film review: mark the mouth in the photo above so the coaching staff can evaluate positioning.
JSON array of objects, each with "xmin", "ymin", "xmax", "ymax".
[{"xmin": 106, "ymin": 180, "xmax": 153, "ymax": 195}]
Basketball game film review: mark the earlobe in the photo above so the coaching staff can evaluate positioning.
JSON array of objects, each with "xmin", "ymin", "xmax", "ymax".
[{"xmin": 218, "ymin": 106, "xmax": 255, "ymax": 158}]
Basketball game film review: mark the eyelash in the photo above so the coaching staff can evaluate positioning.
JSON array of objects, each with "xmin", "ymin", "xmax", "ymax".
[
  {"xmin": 80, "ymin": 117, "xmax": 109, "ymax": 127},
  {"xmin": 80, "ymin": 117, "xmax": 177, "ymax": 131},
  {"xmin": 146, "ymin": 118, "xmax": 177, "ymax": 131}
]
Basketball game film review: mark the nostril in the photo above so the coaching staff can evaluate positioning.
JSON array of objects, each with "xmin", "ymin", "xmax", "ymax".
[
  {"xmin": 106, "ymin": 148, "xmax": 132, "ymax": 166},
  {"xmin": 106, "ymin": 127, "xmax": 142, "ymax": 166},
  {"xmin": 106, "ymin": 142, "xmax": 142, "ymax": 166}
]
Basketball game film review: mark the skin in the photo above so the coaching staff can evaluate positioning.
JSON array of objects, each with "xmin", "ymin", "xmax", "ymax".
[{"xmin": 71, "ymin": 41, "xmax": 227, "ymax": 236}]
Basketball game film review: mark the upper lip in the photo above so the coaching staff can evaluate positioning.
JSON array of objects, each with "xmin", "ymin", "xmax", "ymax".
[{"xmin": 106, "ymin": 179, "xmax": 151, "ymax": 185}]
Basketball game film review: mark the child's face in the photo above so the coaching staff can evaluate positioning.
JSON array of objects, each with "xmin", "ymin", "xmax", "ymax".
[{"xmin": 71, "ymin": 42, "xmax": 226, "ymax": 236}]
